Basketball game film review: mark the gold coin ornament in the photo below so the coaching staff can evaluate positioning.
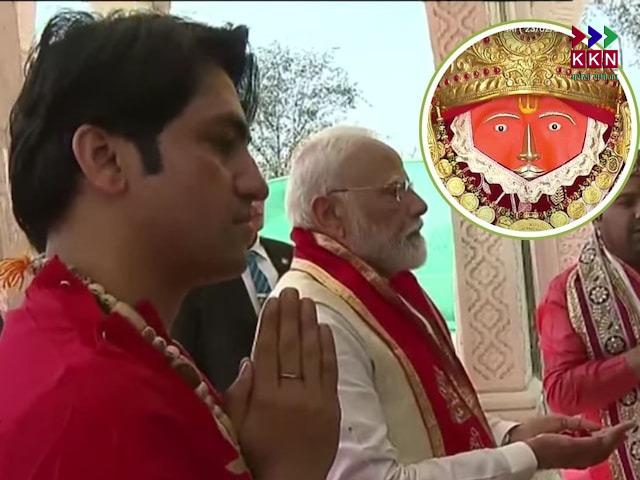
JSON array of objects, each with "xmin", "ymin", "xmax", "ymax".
[
  {"xmin": 476, "ymin": 206, "xmax": 496, "ymax": 224},
  {"xmin": 428, "ymin": 141, "xmax": 446, "ymax": 162},
  {"xmin": 446, "ymin": 177, "xmax": 465, "ymax": 197},
  {"xmin": 595, "ymin": 172, "xmax": 614, "ymax": 190},
  {"xmin": 549, "ymin": 211, "xmax": 570, "ymax": 228},
  {"xmin": 459, "ymin": 193, "xmax": 480, "ymax": 211},
  {"xmin": 436, "ymin": 159, "xmax": 453, "ymax": 178},
  {"xmin": 582, "ymin": 186, "xmax": 602, "ymax": 205},
  {"xmin": 567, "ymin": 200, "xmax": 586, "ymax": 219},
  {"xmin": 510, "ymin": 219, "xmax": 553, "ymax": 231},
  {"xmin": 615, "ymin": 101, "xmax": 633, "ymax": 158},
  {"xmin": 606, "ymin": 156, "xmax": 621, "ymax": 173},
  {"xmin": 497, "ymin": 216, "xmax": 514, "ymax": 228}
]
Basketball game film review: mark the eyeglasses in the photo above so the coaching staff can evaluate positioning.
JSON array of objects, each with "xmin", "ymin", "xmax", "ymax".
[{"xmin": 327, "ymin": 179, "xmax": 414, "ymax": 202}]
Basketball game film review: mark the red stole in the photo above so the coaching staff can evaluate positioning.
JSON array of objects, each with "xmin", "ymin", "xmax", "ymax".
[
  {"xmin": 568, "ymin": 237, "xmax": 640, "ymax": 480},
  {"xmin": 292, "ymin": 228, "xmax": 495, "ymax": 455}
]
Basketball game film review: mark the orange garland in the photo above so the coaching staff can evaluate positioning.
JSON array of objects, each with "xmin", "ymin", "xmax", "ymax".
[{"xmin": 0, "ymin": 256, "xmax": 33, "ymax": 291}]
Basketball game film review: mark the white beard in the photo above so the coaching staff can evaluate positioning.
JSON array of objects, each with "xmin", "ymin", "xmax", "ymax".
[{"xmin": 347, "ymin": 212, "xmax": 427, "ymax": 275}]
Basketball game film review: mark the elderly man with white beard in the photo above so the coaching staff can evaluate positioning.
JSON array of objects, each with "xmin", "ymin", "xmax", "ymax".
[{"xmin": 267, "ymin": 126, "xmax": 633, "ymax": 480}]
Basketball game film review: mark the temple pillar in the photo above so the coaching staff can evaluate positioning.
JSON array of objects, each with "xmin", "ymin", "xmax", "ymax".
[
  {"xmin": 424, "ymin": 0, "xmax": 589, "ymax": 423},
  {"xmin": 0, "ymin": 2, "xmax": 35, "ymax": 312},
  {"xmin": 531, "ymin": 225, "xmax": 594, "ymax": 307}
]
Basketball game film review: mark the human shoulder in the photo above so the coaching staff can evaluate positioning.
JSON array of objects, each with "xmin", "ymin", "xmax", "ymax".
[
  {"xmin": 260, "ymin": 236, "xmax": 292, "ymax": 249},
  {"xmin": 260, "ymin": 236, "xmax": 293, "ymax": 259},
  {"xmin": 543, "ymin": 264, "xmax": 578, "ymax": 301}
]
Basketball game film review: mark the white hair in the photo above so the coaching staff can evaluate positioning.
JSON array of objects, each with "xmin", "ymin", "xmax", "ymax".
[{"xmin": 286, "ymin": 126, "xmax": 378, "ymax": 228}]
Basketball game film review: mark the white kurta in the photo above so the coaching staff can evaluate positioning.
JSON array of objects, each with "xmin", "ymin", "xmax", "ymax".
[{"xmin": 271, "ymin": 268, "xmax": 538, "ymax": 480}]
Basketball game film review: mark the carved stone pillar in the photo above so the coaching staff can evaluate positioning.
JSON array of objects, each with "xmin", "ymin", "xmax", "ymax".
[
  {"xmin": 453, "ymin": 220, "xmax": 541, "ymax": 420},
  {"xmin": 0, "ymin": 2, "xmax": 35, "ymax": 312},
  {"xmin": 425, "ymin": 0, "xmax": 589, "ymax": 422},
  {"xmin": 486, "ymin": 0, "xmax": 589, "ymax": 25},
  {"xmin": 425, "ymin": 0, "xmax": 539, "ymax": 422},
  {"xmin": 14, "ymin": 2, "xmax": 35, "ymax": 66},
  {"xmin": 425, "ymin": 2, "xmax": 490, "ymax": 65},
  {"xmin": 531, "ymin": 225, "xmax": 594, "ymax": 306},
  {"xmin": 485, "ymin": 0, "xmax": 593, "ymax": 307}
]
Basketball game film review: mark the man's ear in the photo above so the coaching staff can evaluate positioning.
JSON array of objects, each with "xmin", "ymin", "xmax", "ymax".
[
  {"xmin": 71, "ymin": 124, "xmax": 128, "ymax": 195},
  {"xmin": 311, "ymin": 196, "xmax": 347, "ymax": 239},
  {"xmin": 311, "ymin": 196, "xmax": 334, "ymax": 230}
]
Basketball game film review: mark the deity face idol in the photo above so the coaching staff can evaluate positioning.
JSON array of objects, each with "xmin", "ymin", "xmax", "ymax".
[
  {"xmin": 422, "ymin": 25, "xmax": 636, "ymax": 237},
  {"xmin": 470, "ymin": 95, "xmax": 589, "ymax": 177}
]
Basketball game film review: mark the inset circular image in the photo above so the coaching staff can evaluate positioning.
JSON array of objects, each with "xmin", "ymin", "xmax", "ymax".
[{"xmin": 420, "ymin": 21, "xmax": 638, "ymax": 239}]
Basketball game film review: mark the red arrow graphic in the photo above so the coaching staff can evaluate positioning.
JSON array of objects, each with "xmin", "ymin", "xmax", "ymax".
[{"xmin": 572, "ymin": 26, "xmax": 586, "ymax": 47}]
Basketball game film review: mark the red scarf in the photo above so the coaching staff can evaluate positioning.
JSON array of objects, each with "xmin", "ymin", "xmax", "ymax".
[{"xmin": 292, "ymin": 228, "xmax": 495, "ymax": 455}]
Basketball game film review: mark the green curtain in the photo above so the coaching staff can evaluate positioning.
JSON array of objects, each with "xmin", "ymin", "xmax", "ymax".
[{"xmin": 262, "ymin": 160, "xmax": 457, "ymax": 332}]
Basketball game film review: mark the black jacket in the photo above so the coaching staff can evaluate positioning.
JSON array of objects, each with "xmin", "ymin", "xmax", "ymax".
[{"xmin": 172, "ymin": 237, "xmax": 293, "ymax": 391}]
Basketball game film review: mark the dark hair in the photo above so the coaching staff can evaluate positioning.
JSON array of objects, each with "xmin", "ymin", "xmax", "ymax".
[{"xmin": 9, "ymin": 10, "xmax": 259, "ymax": 252}]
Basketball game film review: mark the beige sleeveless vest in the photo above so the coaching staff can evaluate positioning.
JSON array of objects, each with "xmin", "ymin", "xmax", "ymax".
[{"xmin": 272, "ymin": 267, "xmax": 439, "ymax": 463}]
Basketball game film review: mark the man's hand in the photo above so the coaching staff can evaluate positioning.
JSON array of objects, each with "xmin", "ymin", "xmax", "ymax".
[
  {"xmin": 509, "ymin": 415, "xmax": 601, "ymax": 442},
  {"xmin": 224, "ymin": 288, "xmax": 340, "ymax": 480},
  {"xmin": 525, "ymin": 421, "xmax": 634, "ymax": 470}
]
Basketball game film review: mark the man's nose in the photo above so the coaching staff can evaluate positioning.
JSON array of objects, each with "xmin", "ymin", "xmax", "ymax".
[
  {"xmin": 237, "ymin": 152, "xmax": 268, "ymax": 202},
  {"xmin": 407, "ymin": 188, "xmax": 428, "ymax": 217}
]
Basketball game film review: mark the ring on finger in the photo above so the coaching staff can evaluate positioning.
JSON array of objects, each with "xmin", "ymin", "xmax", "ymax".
[{"xmin": 279, "ymin": 372, "xmax": 303, "ymax": 380}]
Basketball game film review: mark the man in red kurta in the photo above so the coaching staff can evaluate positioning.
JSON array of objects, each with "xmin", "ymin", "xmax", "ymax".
[
  {"xmin": 538, "ymin": 159, "xmax": 640, "ymax": 480},
  {"xmin": 0, "ymin": 258, "xmax": 248, "ymax": 478},
  {"xmin": 0, "ymin": 10, "xmax": 339, "ymax": 480}
]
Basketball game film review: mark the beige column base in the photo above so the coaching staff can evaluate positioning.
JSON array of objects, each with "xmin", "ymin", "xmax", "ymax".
[
  {"xmin": 534, "ymin": 471, "xmax": 562, "ymax": 480},
  {"xmin": 479, "ymin": 377, "xmax": 544, "ymax": 422},
  {"xmin": 0, "ymin": 1, "xmax": 34, "ymax": 266}
]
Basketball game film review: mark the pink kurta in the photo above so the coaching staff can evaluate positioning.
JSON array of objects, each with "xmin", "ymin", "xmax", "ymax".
[
  {"xmin": 0, "ymin": 258, "xmax": 250, "ymax": 479},
  {"xmin": 538, "ymin": 266, "xmax": 640, "ymax": 480}
]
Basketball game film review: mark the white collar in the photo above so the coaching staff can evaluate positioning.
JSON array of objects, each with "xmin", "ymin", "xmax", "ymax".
[{"xmin": 249, "ymin": 236, "xmax": 268, "ymax": 260}]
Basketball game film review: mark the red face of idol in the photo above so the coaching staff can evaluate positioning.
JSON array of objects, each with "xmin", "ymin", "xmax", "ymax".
[{"xmin": 470, "ymin": 95, "xmax": 589, "ymax": 174}]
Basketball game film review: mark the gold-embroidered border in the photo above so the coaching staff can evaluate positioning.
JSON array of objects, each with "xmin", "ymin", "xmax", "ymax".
[
  {"xmin": 567, "ymin": 267, "xmax": 594, "ymax": 358},
  {"xmin": 292, "ymin": 257, "xmax": 446, "ymax": 456},
  {"xmin": 311, "ymin": 233, "xmax": 491, "ymax": 436},
  {"xmin": 314, "ymin": 234, "xmax": 489, "ymax": 433}
]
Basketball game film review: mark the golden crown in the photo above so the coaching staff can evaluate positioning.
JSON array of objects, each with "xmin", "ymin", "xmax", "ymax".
[{"xmin": 434, "ymin": 29, "xmax": 621, "ymax": 113}]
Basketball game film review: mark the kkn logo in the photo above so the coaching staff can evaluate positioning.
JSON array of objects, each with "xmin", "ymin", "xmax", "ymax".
[{"xmin": 571, "ymin": 25, "xmax": 619, "ymax": 69}]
